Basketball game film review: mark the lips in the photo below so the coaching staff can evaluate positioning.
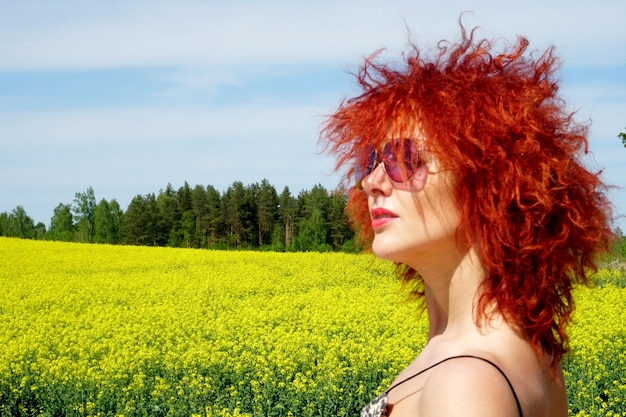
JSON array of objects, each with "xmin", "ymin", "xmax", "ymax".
[{"xmin": 370, "ymin": 207, "xmax": 398, "ymax": 229}]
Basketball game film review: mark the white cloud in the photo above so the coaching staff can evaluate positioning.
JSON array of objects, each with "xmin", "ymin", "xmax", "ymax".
[
  {"xmin": 0, "ymin": 1, "xmax": 396, "ymax": 71},
  {"xmin": 154, "ymin": 70, "xmax": 244, "ymax": 99},
  {"xmin": 0, "ymin": 102, "xmax": 324, "ymax": 149},
  {"xmin": 1, "ymin": 0, "xmax": 624, "ymax": 73}
]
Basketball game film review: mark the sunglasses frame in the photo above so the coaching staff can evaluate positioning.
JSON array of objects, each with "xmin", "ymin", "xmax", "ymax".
[{"xmin": 355, "ymin": 138, "xmax": 423, "ymax": 190}]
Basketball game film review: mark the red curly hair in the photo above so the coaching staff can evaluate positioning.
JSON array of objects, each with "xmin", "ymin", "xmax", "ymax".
[{"xmin": 320, "ymin": 23, "xmax": 615, "ymax": 369}]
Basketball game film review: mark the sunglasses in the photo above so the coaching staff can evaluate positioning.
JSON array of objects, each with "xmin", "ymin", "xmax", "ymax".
[{"xmin": 355, "ymin": 138, "xmax": 423, "ymax": 190}]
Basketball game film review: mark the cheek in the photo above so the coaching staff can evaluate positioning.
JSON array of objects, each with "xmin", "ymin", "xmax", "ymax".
[{"xmin": 419, "ymin": 193, "xmax": 460, "ymax": 240}]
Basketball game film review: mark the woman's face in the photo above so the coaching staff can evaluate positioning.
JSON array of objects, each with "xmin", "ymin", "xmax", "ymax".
[{"xmin": 360, "ymin": 143, "xmax": 461, "ymax": 267}]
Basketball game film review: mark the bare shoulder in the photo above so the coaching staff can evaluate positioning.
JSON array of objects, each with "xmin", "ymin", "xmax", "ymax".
[{"xmin": 420, "ymin": 356, "xmax": 522, "ymax": 417}]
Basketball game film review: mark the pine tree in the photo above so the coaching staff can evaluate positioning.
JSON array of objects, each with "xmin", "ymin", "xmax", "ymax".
[
  {"xmin": 256, "ymin": 179, "xmax": 278, "ymax": 247},
  {"xmin": 278, "ymin": 187, "xmax": 297, "ymax": 249},
  {"xmin": 223, "ymin": 181, "xmax": 246, "ymax": 247},
  {"xmin": 205, "ymin": 185, "xmax": 223, "ymax": 247}
]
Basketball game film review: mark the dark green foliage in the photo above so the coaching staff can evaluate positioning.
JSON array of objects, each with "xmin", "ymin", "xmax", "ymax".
[
  {"xmin": 94, "ymin": 199, "xmax": 123, "ymax": 244},
  {"xmin": 1, "ymin": 180, "xmax": 357, "ymax": 253},
  {"xmin": 72, "ymin": 186, "xmax": 96, "ymax": 243},
  {"xmin": 121, "ymin": 193, "xmax": 162, "ymax": 246},
  {"xmin": 256, "ymin": 179, "xmax": 279, "ymax": 247},
  {"xmin": 278, "ymin": 186, "xmax": 297, "ymax": 248},
  {"xmin": 47, "ymin": 204, "xmax": 74, "ymax": 241},
  {"xmin": 0, "ymin": 206, "xmax": 38, "ymax": 239}
]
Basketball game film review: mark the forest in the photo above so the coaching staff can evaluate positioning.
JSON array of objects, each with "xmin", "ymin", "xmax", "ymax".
[
  {"xmin": 0, "ymin": 180, "xmax": 359, "ymax": 252},
  {"xmin": 3, "ymin": 179, "xmax": 626, "ymax": 258}
]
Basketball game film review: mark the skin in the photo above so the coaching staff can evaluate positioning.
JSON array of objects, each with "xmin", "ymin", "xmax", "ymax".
[{"xmin": 360, "ymin": 151, "xmax": 569, "ymax": 417}]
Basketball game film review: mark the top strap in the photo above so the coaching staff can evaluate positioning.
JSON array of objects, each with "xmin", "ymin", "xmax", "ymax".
[{"xmin": 386, "ymin": 354, "xmax": 523, "ymax": 417}]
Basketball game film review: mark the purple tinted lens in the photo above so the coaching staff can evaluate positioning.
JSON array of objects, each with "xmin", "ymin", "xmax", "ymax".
[
  {"xmin": 355, "ymin": 146, "xmax": 377, "ymax": 189},
  {"xmin": 365, "ymin": 147, "xmax": 378, "ymax": 174},
  {"xmin": 382, "ymin": 139, "xmax": 418, "ymax": 182}
]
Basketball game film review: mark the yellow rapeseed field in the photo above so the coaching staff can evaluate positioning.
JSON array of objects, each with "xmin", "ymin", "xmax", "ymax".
[{"xmin": 0, "ymin": 237, "xmax": 624, "ymax": 416}]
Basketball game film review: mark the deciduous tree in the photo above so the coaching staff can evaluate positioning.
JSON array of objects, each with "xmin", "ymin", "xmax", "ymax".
[
  {"xmin": 48, "ymin": 203, "xmax": 74, "ymax": 241},
  {"xmin": 73, "ymin": 186, "xmax": 96, "ymax": 243},
  {"xmin": 94, "ymin": 198, "xmax": 123, "ymax": 244},
  {"xmin": 3, "ymin": 206, "xmax": 36, "ymax": 239}
]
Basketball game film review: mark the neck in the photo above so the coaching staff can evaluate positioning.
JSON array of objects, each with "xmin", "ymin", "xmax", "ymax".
[{"xmin": 411, "ymin": 246, "xmax": 486, "ymax": 340}]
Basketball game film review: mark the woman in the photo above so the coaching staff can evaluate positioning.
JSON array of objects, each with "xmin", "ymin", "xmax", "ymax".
[{"xmin": 320, "ymin": 23, "xmax": 615, "ymax": 417}]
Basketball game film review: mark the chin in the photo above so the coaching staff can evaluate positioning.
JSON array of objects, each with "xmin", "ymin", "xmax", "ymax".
[{"xmin": 371, "ymin": 239, "xmax": 409, "ymax": 264}]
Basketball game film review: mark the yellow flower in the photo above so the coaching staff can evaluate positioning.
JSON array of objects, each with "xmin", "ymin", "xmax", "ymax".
[{"xmin": 1, "ymin": 237, "xmax": 624, "ymax": 416}]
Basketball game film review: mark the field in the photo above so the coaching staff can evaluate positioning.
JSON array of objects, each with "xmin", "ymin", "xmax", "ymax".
[{"xmin": 0, "ymin": 237, "xmax": 624, "ymax": 416}]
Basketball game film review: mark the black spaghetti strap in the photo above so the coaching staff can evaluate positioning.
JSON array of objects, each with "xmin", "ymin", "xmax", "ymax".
[{"xmin": 386, "ymin": 355, "xmax": 523, "ymax": 417}]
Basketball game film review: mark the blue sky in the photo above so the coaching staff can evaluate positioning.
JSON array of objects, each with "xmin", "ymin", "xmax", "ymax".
[{"xmin": 1, "ymin": 0, "xmax": 625, "ymax": 232}]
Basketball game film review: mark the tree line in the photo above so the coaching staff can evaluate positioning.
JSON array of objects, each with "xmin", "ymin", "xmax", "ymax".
[
  {"xmin": 0, "ymin": 181, "xmax": 360, "ymax": 252},
  {"xmin": 3, "ymin": 178, "xmax": 625, "ymax": 258}
]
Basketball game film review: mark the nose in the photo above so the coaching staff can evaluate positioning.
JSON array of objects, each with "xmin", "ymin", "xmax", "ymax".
[{"xmin": 361, "ymin": 162, "xmax": 392, "ymax": 196}]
